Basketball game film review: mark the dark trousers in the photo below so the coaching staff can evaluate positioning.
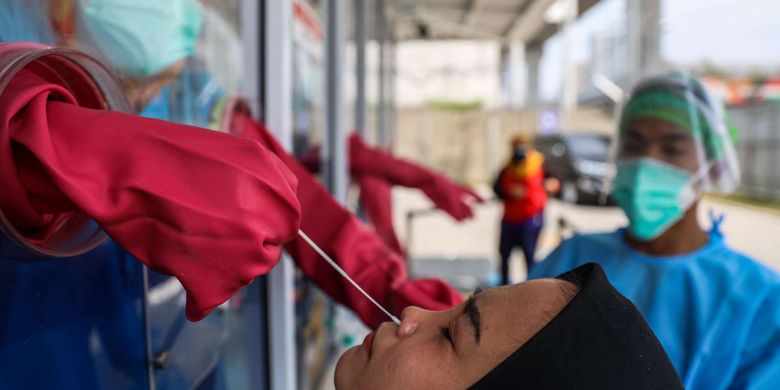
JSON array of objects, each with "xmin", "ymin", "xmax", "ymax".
[{"xmin": 499, "ymin": 213, "xmax": 544, "ymax": 285}]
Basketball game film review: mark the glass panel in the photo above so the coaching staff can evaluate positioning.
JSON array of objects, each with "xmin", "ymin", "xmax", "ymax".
[
  {"xmin": 292, "ymin": 0, "xmax": 326, "ymax": 156},
  {"xmin": 291, "ymin": 2, "xmax": 335, "ymax": 388},
  {"xmin": 132, "ymin": 2, "xmax": 270, "ymax": 389},
  {"xmin": 0, "ymin": 3, "xmax": 150, "ymax": 389}
]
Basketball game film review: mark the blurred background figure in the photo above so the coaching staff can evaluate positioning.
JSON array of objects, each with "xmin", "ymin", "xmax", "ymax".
[
  {"xmin": 530, "ymin": 72, "xmax": 780, "ymax": 389},
  {"xmin": 492, "ymin": 135, "xmax": 548, "ymax": 284}
]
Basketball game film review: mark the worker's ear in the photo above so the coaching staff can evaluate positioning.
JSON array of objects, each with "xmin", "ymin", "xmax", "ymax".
[{"xmin": 703, "ymin": 162, "xmax": 720, "ymax": 188}]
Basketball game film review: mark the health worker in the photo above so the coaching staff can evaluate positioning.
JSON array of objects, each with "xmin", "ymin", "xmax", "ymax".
[{"xmin": 530, "ymin": 72, "xmax": 780, "ymax": 390}]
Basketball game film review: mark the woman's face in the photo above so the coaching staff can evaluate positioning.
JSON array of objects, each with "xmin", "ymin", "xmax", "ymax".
[{"xmin": 334, "ymin": 278, "xmax": 578, "ymax": 389}]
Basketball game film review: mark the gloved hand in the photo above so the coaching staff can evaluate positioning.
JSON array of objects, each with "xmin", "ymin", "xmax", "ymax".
[
  {"xmin": 298, "ymin": 135, "xmax": 483, "ymax": 221},
  {"xmin": 0, "ymin": 67, "xmax": 301, "ymax": 321},
  {"xmin": 235, "ymin": 113, "xmax": 464, "ymax": 329},
  {"xmin": 357, "ymin": 175, "xmax": 405, "ymax": 256},
  {"xmin": 348, "ymin": 134, "xmax": 483, "ymax": 221}
]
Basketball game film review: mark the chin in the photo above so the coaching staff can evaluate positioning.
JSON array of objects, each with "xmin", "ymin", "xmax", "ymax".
[{"xmin": 334, "ymin": 345, "xmax": 361, "ymax": 388}]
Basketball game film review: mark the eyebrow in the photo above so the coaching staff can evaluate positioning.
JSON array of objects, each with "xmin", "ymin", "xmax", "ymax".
[
  {"xmin": 464, "ymin": 289, "xmax": 483, "ymax": 344},
  {"xmin": 660, "ymin": 133, "xmax": 693, "ymax": 143},
  {"xmin": 624, "ymin": 128, "xmax": 642, "ymax": 137}
]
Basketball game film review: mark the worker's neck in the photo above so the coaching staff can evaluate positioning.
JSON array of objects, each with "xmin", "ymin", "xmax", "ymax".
[{"xmin": 626, "ymin": 204, "xmax": 709, "ymax": 257}]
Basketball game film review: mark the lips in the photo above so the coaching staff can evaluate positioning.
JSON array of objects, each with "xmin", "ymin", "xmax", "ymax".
[{"xmin": 362, "ymin": 332, "xmax": 376, "ymax": 358}]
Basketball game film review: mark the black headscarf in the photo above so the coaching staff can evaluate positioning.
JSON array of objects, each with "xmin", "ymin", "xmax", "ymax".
[{"xmin": 470, "ymin": 263, "xmax": 683, "ymax": 389}]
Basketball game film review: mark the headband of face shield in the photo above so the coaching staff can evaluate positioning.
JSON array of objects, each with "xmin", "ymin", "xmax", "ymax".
[
  {"xmin": 80, "ymin": 0, "xmax": 203, "ymax": 77},
  {"xmin": 618, "ymin": 72, "xmax": 741, "ymax": 194}
]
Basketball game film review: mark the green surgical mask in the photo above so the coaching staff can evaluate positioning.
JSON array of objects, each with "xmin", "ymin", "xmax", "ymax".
[{"xmin": 612, "ymin": 158, "xmax": 700, "ymax": 241}]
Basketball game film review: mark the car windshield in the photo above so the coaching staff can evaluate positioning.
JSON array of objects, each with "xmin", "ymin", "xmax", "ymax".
[{"xmin": 565, "ymin": 136, "xmax": 610, "ymax": 161}]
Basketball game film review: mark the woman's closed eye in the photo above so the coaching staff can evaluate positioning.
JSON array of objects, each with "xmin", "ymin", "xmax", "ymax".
[{"xmin": 440, "ymin": 325, "xmax": 454, "ymax": 344}]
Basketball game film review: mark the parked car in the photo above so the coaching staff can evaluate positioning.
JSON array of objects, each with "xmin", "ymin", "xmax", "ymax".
[{"xmin": 534, "ymin": 133, "xmax": 615, "ymax": 205}]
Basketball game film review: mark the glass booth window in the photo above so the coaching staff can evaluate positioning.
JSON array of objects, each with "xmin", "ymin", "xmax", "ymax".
[
  {"xmin": 0, "ymin": 1, "xmax": 269, "ymax": 389},
  {"xmin": 0, "ymin": 1, "xmax": 148, "ymax": 389},
  {"xmin": 292, "ymin": 0, "xmax": 325, "ymax": 156}
]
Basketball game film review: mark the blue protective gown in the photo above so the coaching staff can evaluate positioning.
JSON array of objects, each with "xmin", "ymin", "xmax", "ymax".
[{"xmin": 530, "ymin": 227, "xmax": 780, "ymax": 390}]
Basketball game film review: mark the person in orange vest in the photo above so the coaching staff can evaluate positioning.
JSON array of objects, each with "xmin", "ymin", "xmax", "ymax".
[{"xmin": 492, "ymin": 136, "xmax": 548, "ymax": 284}]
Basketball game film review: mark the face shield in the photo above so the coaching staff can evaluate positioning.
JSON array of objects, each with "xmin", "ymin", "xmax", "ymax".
[
  {"xmin": 616, "ymin": 71, "xmax": 741, "ymax": 195},
  {"xmin": 611, "ymin": 72, "xmax": 741, "ymax": 240}
]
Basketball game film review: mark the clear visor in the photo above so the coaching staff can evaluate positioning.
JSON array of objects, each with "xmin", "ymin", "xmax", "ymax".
[{"xmin": 614, "ymin": 72, "xmax": 741, "ymax": 195}]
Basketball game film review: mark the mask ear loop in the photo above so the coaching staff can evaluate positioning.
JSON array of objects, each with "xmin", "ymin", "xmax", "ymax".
[{"xmin": 679, "ymin": 160, "xmax": 716, "ymax": 210}]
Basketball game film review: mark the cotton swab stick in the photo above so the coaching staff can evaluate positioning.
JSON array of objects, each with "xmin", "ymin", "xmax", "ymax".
[{"xmin": 297, "ymin": 229, "xmax": 401, "ymax": 325}]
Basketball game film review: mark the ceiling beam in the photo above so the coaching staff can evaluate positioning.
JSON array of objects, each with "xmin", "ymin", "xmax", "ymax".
[
  {"xmin": 412, "ymin": 9, "xmax": 501, "ymax": 40},
  {"xmin": 502, "ymin": 0, "xmax": 556, "ymax": 41},
  {"xmin": 504, "ymin": 0, "xmax": 602, "ymax": 42},
  {"xmin": 461, "ymin": 0, "xmax": 488, "ymax": 27}
]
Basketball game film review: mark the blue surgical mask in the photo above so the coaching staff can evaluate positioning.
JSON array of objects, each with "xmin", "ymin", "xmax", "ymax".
[{"xmin": 612, "ymin": 158, "xmax": 701, "ymax": 241}]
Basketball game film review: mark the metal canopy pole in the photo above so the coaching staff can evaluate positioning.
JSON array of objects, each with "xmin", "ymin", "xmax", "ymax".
[
  {"xmin": 561, "ymin": 0, "xmax": 578, "ymax": 112},
  {"xmin": 325, "ymin": 0, "xmax": 349, "ymax": 203},
  {"xmin": 355, "ymin": 0, "xmax": 367, "ymax": 137},
  {"xmin": 261, "ymin": 1, "xmax": 296, "ymax": 390},
  {"xmin": 626, "ymin": 0, "xmax": 662, "ymax": 85},
  {"xmin": 387, "ymin": 30, "xmax": 397, "ymax": 147},
  {"xmin": 376, "ymin": 0, "xmax": 387, "ymax": 147},
  {"xmin": 525, "ymin": 44, "xmax": 543, "ymax": 106}
]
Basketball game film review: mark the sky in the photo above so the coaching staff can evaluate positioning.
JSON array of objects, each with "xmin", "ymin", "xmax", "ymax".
[{"xmin": 540, "ymin": 0, "xmax": 780, "ymax": 100}]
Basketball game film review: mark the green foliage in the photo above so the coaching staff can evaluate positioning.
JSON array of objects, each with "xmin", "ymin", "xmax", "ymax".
[
  {"xmin": 696, "ymin": 60, "xmax": 730, "ymax": 79},
  {"xmin": 425, "ymin": 99, "xmax": 483, "ymax": 111}
]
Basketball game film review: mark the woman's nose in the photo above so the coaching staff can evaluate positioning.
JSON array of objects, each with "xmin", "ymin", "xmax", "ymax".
[{"xmin": 398, "ymin": 306, "xmax": 431, "ymax": 337}]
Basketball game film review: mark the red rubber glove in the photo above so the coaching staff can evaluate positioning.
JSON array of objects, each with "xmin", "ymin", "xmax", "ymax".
[
  {"xmin": 348, "ymin": 134, "xmax": 483, "ymax": 221},
  {"xmin": 0, "ymin": 68, "xmax": 301, "ymax": 321},
  {"xmin": 233, "ymin": 112, "xmax": 463, "ymax": 329},
  {"xmin": 357, "ymin": 175, "xmax": 405, "ymax": 257},
  {"xmin": 299, "ymin": 134, "xmax": 482, "ymax": 252}
]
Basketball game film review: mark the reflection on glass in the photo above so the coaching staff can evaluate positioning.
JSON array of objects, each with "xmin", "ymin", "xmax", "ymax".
[{"xmin": 0, "ymin": 242, "xmax": 150, "ymax": 389}]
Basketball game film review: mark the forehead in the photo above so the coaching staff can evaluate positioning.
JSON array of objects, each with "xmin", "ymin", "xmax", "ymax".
[
  {"xmin": 622, "ymin": 117, "xmax": 693, "ymax": 140},
  {"xmin": 622, "ymin": 117, "xmax": 694, "ymax": 142},
  {"xmin": 477, "ymin": 279, "xmax": 572, "ymax": 343}
]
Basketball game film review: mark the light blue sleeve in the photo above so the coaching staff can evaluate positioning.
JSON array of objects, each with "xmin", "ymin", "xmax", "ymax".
[
  {"xmin": 730, "ymin": 283, "xmax": 780, "ymax": 390},
  {"xmin": 529, "ymin": 236, "xmax": 580, "ymax": 279}
]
